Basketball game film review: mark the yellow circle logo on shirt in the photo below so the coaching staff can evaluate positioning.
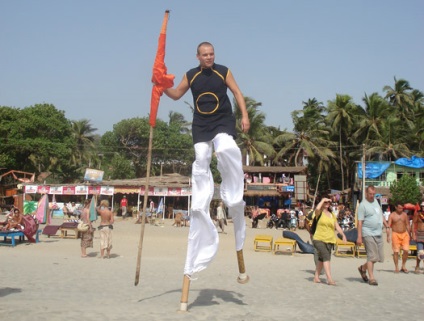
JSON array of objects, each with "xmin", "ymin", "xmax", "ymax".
[{"xmin": 196, "ymin": 92, "xmax": 219, "ymax": 114}]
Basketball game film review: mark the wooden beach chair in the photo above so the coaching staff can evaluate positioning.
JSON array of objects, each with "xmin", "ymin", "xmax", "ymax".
[
  {"xmin": 356, "ymin": 244, "xmax": 367, "ymax": 258},
  {"xmin": 253, "ymin": 234, "xmax": 273, "ymax": 252},
  {"xmin": 334, "ymin": 238, "xmax": 356, "ymax": 257},
  {"xmin": 273, "ymin": 237, "xmax": 296, "ymax": 255},
  {"xmin": 400, "ymin": 242, "xmax": 417, "ymax": 259}
]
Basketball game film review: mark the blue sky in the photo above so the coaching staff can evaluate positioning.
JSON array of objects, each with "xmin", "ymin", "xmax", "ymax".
[{"xmin": 1, "ymin": 0, "xmax": 423, "ymax": 134}]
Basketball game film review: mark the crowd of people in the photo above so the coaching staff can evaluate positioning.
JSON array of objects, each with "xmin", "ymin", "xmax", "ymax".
[
  {"xmin": 306, "ymin": 186, "xmax": 423, "ymax": 285},
  {"xmin": 242, "ymin": 185, "xmax": 424, "ymax": 285}
]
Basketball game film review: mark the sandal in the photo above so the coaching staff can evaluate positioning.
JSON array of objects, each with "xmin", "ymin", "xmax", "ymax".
[
  {"xmin": 414, "ymin": 267, "xmax": 420, "ymax": 274},
  {"xmin": 358, "ymin": 266, "xmax": 368, "ymax": 282},
  {"xmin": 400, "ymin": 268, "xmax": 409, "ymax": 274},
  {"xmin": 368, "ymin": 279, "xmax": 378, "ymax": 286}
]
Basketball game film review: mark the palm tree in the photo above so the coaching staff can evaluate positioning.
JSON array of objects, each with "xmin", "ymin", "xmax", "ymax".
[
  {"xmin": 70, "ymin": 119, "xmax": 97, "ymax": 168},
  {"xmin": 292, "ymin": 98, "xmax": 326, "ymax": 133},
  {"xmin": 383, "ymin": 77, "xmax": 414, "ymax": 128},
  {"xmin": 353, "ymin": 93, "xmax": 393, "ymax": 141},
  {"xmin": 365, "ymin": 116, "xmax": 412, "ymax": 161},
  {"xmin": 326, "ymin": 94, "xmax": 357, "ymax": 191},
  {"xmin": 234, "ymin": 97, "xmax": 275, "ymax": 165},
  {"xmin": 273, "ymin": 129, "xmax": 336, "ymax": 167},
  {"xmin": 168, "ymin": 111, "xmax": 191, "ymax": 134},
  {"xmin": 409, "ymin": 90, "xmax": 424, "ymax": 153}
]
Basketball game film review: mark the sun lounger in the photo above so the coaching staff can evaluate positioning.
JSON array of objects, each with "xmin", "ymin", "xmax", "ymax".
[
  {"xmin": 0, "ymin": 229, "xmax": 41, "ymax": 247},
  {"xmin": 335, "ymin": 238, "xmax": 356, "ymax": 257},
  {"xmin": 400, "ymin": 240, "xmax": 417, "ymax": 259},
  {"xmin": 273, "ymin": 237, "xmax": 296, "ymax": 255},
  {"xmin": 60, "ymin": 222, "xmax": 80, "ymax": 239},
  {"xmin": 253, "ymin": 234, "xmax": 273, "ymax": 252},
  {"xmin": 282, "ymin": 230, "xmax": 314, "ymax": 254},
  {"xmin": 42, "ymin": 225, "xmax": 61, "ymax": 237}
]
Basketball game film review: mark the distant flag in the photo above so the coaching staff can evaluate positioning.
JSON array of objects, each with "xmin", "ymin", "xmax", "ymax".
[
  {"xmin": 89, "ymin": 196, "xmax": 97, "ymax": 222},
  {"xmin": 157, "ymin": 198, "xmax": 164, "ymax": 217},
  {"xmin": 150, "ymin": 10, "xmax": 175, "ymax": 127}
]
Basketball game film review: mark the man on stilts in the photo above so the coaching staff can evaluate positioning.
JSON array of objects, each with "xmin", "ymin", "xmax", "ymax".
[{"xmin": 164, "ymin": 41, "xmax": 250, "ymax": 311}]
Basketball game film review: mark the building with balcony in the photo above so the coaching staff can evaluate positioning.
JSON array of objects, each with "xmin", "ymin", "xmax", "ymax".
[
  {"xmin": 243, "ymin": 165, "xmax": 308, "ymax": 209},
  {"xmin": 355, "ymin": 156, "xmax": 424, "ymax": 204}
]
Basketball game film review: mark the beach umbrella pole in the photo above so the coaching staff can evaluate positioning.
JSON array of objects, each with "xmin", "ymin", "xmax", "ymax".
[{"xmin": 134, "ymin": 126, "xmax": 154, "ymax": 286}]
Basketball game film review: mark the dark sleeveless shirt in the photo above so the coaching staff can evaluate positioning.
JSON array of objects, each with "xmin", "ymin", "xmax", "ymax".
[{"xmin": 186, "ymin": 63, "xmax": 237, "ymax": 144}]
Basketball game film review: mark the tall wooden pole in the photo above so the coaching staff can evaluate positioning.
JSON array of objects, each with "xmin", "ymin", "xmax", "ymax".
[{"xmin": 134, "ymin": 126, "xmax": 154, "ymax": 286}]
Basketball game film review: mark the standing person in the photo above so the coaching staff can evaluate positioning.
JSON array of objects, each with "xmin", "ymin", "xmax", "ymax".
[
  {"xmin": 216, "ymin": 201, "xmax": 227, "ymax": 234},
  {"xmin": 383, "ymin": 206, "xmax": 391, "ymax": 223},
  {"xmin": 357, "ymin": 185, "xmax": 390, "ymax": 286},
  {"xmin": 96, "ymin": 200, "xmax": 114, "ymax": 259},
  {"xmin": 387, "ymin": 202, "xmax": 411, "ymax": 273},
  {"xmin": 120, "ymin": 195, "xmax": 128, "ymax": 219},
  {"xmin": 312, "ymin": 197, "xmax": 347, "ymax": 285},
  {"xmin": 80, "ymin": 199, "xmax": 94, "ymax": 258},
  {"xmin": 411, "ymin": 201, "xmax": 424, "ymax": 273},
  {"xmin": 149, "ymin": 199, "xmax": 155, "ymax": 214},
  {"xmin": 164, "ymin": 42, "xmax": 250, "ymax": 281}
]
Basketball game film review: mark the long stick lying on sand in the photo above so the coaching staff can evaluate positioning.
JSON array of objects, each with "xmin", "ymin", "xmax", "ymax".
[{"xmin": 134, "ymin": 126, "xmax": 154, "ymax": 286}]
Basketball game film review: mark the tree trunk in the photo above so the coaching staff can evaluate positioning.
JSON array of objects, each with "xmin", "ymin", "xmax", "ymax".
[{"xmin": 339, "ymin": 127, "xmax": 344, "ymax": 192}]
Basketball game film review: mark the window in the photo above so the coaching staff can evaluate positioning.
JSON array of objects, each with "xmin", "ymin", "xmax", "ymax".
[{"xmin": 396, "ymin": 172, "xmax": 404, "ymax": 179}]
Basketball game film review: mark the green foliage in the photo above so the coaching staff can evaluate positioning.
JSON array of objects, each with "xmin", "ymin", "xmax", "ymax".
[
  {"xmin": 24, "ymin": 201, "xmax": 38, "ymax": 215},
  {"xmin": 0, "ymin": 104, "xmax": 74, "ymax": 175},
  {"xmin": 234, "ymin": 96, "xmax": 275, "ymax": 165},
  {"xmin": 0, "ymin": 76, "xmax": 422, "ymax": 191},
  {"xmin": 389, "ymin": 174, "xmax": 421, "ymax": 205},
  {"xmin": 99, "ymin": 116, "xmax": 193, "ymax": 178},
  {"xmin": 108, "ymin": 154, "xmax": 136, "ymax": 179}
]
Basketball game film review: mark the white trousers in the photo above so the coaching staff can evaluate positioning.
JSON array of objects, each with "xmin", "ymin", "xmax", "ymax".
[{"xmin": 184, "ymin": 133, "xmax": 246, "ymax": 276}]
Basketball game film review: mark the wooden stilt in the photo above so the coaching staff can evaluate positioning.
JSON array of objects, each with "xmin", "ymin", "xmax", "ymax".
[
  {"xmin": 179, "ymin": 274, "xmax": 191, "ymax": 312},
  {"xmin": 236, "ymin": 249, "xmax": 249, "ymax": 284}
]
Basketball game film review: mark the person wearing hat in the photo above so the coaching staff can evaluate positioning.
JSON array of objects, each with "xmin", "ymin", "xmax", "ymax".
[{"xmin": 412, "ymin": 201, "xmax": 424, "ymax": 273}]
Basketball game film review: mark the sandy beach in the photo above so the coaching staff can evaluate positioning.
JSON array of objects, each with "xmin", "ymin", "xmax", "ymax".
[{"xmin": 1, "ymin": 216, "xmax": 423, "ymax": 321}]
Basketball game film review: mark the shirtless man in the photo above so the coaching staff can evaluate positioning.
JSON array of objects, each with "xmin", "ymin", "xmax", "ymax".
[
  {"xmin": 387, "ymin": 202, "xmax": 411, "ymax": 273},
  {"xmin": 2, "ymin": 208, "xmax": 23, "ymax": 231},
  {"xmin": 96, "ymin": 200, "xmax": 114, "ymax": 259},
  {"xmin": 411, "ymin": 201, "xmax": 424, "ymax": 273}
]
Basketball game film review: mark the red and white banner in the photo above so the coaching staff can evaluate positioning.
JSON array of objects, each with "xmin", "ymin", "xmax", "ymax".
[
  {"xmin": 24, "ymin": 185, "xmax": 191, "ymax": 196},
  {"xmin": 100, "ymin": 186, "xmax": 114, "ymax": 196}
]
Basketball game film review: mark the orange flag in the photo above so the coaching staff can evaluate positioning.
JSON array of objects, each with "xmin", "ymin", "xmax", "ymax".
[{"xmin": 150, "ymin": 10, "xmax": 175, "ymax": 127}]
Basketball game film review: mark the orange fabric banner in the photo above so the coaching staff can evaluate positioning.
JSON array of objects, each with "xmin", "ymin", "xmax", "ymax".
[{"xmin": 150, "ymin": 10, "xmax": 175, "ymax": 127}]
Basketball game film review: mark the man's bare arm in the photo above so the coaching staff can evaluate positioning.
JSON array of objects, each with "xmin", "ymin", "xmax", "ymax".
[
  {"xmin": 226, "ymin": 70, "xmax": 250, "ymax": 133},
  {"xmin": 164, "ymin": 75, "xmax": 190, "ymax": 100}
]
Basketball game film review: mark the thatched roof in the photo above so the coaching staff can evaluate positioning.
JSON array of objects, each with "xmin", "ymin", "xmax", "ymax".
[
  {"xmin": 243, "ymin": 190, "xmax": 281, "ymax": 197},
  {"xmin": 101, "ymin": 173, "xmax": 190, "ymax": 188},
  {"xmin": 243, "ymin": 166, "xmax": 307, "ymax": 174}
]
